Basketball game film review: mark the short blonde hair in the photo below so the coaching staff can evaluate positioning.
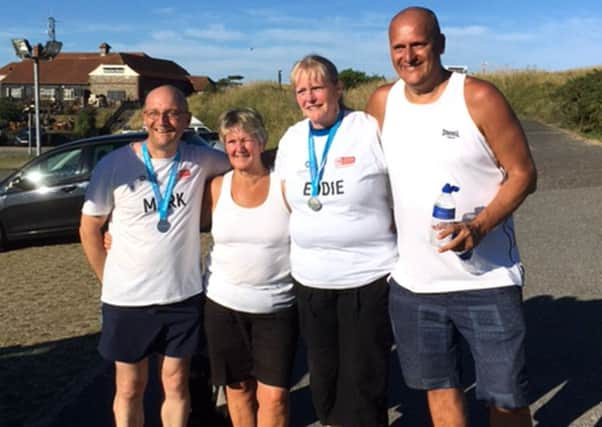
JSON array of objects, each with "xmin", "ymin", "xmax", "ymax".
[
  {"xmin": 290, "ymin": 54, "xmax": 340, "ymax": 88},
  {"xmin": 217, "ymin": 108, "xmax": 268, "ymax": 145}
]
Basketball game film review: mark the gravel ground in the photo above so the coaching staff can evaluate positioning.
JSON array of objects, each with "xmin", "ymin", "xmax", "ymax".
[
  {"xmin": 0, "ymin": 239, "xmax": 101, "ymax": 427},
  {"xmin": 0, "ymin": 234, "xmax": 214, "ymax": 427}
]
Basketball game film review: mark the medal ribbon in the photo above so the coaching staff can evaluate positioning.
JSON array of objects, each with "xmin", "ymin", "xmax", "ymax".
[
  {"xmin": 141, "ymin": 142, "xmax": 181, "ymax": 224},
  {"xmin": 308, "ymin": 109, "xmax": 344, "ymax": 198}
]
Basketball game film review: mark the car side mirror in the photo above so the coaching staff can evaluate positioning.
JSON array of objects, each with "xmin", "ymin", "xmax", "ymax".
[{"xmin": 7, "ymin": 175, "xmax": 36, "ymax": 192}]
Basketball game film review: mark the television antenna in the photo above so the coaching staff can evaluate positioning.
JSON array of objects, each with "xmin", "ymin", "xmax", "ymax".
[{"xmin": 48, "ymin": 17, "xmax": 57, "ymax": 41}]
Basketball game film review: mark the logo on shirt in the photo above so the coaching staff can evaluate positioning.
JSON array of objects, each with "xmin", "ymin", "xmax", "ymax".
[
  {"xmin": 335, "ymin": 156, "xmax": 356, "ymax": 168},
  {"xmin": 178, "ymin": 169, "xmax": 191, "ymax": 180},
  {"xmin": 442, "ymin": 129, "xmax": 460, "ymax": 139}
]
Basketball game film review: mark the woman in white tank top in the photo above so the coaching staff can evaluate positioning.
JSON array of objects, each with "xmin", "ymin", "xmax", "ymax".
[{"xmin": 202, "ymin": 108, "xmax": 297, "ymax": 427}]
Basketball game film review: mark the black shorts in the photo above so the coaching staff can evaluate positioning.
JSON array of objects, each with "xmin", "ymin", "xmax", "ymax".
[
  {"xmin": 204, "ymin": 297, "xmax": 298, "ymax": 388},
  {"xmin": 98, "ymin": 294, "xmax": 203, "ymax": 363}
]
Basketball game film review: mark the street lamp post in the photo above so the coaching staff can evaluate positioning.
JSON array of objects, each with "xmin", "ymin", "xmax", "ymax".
[
  {"xmin": 11, "ymin": 37, "xmax": 62, "ymax": 156},
  {"xmin": 23, "ymin": 104, "xmax": 34, "ymax": 155}
]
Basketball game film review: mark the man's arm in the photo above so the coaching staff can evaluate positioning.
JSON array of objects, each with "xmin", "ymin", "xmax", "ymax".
[
  {"xmin": 440, "ymin": 77, "xmax": 537, "ymax": 253},
  {"xmin": 79, "ymin": 214, "xmax": 109, "ymax": 282},
  {"xmin": 365, "ymin": 83, "xmax": 394, "ymax": 129}
]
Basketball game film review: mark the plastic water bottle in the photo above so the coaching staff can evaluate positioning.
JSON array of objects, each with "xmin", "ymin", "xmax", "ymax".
[{"xmin": 430, "ymin": 183, "xmax": 459, "ymax": 247}]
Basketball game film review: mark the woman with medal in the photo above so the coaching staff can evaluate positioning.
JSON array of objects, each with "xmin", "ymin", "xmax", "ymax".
[
  {"xmin": 274, "ymin": 55, "xmax": 397, "ymax": 426},
  {"xmin": 202, "ymin": 108, "xmax": 297, "ymax": 427}
]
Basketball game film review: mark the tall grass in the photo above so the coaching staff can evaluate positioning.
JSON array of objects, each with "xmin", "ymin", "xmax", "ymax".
[
  {"xmin": 188, "ymin": 83, "xmax": 301, "ymax": 149},
  {"xmin": 125, "ymin": 67, "xmax": 601, "ymax": 144},
  {"xmin": 478, "ymin": 67, "xmax": 602, "ymax": 138}
]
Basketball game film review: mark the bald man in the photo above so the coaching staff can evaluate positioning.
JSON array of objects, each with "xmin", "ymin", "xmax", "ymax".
[
  {"xmin": 80, "ymin": 85, "xmax": 229, "ymax": 427},
  {"xmin": 367, "ymin": 7, "xmax": 536, "ymax": 427}
]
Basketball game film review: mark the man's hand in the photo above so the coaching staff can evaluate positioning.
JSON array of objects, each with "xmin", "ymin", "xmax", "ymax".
[{"xmin": 436, "ymin": 221, "xmax": 483, "ymax": 254}]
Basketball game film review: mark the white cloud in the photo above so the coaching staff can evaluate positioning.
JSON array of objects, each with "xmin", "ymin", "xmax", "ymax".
[
  {"xmin": 444, "ymin": 25, "xmax": 488, "ymax": 37},
  {"xmin": 496, "ymin": 32, "xmax": 534, "ymax": 42},
  {"xmin": 184, "ymin": 25, "xmax": 246, "ymax": 42},
  {"xmin": 150, "ymin": 31, "xmax": 181, "ymax": 41}
]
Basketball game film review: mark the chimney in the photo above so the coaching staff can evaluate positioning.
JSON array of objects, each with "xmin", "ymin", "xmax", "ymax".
[{"xmin": 99, "ymin": 42, "xmax": 111, "ymax": 56}]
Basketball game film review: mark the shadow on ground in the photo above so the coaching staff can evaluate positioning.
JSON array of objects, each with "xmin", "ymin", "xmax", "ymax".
[
  {"xmin": 526, "ymin": 295, "xmax": 602, "ymax": 426},
  {"xmin": 386, "ymin": 294, "xmax": 602, "ymax": 426},
  {"xmin": 0, "ymin": 333, "xmax": 100, "ymax": 427},
  {"xmin": 3, "ymin": 295, "xmax": 600, "ymax": 426}
]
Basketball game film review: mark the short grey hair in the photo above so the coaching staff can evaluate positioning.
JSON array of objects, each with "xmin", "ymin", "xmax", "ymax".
[{"xmin": 217, "ymin": 108, "xmax": 268, "ymax": 145}]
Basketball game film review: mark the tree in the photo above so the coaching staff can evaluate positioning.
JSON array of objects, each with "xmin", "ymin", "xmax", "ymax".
[
  {"xmin": 74, "ymin": 108, "xmax": 96, "ymax": 137},
  {"xmin": 0, "ymin": 99, "xmax": 23, "ymax": 125},
  {"xmin": 338, "ymin": 68, "xmax": 384, "ymax": 89}
]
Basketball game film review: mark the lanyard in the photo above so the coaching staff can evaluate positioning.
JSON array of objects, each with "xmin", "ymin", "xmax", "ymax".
[
  {"xmin": 141, "ymin": 142, "xmax": 180, "ymax": 223},
  {"xmin": 307, "ymin": 110, "xmax": 344, "ymax": 198}
]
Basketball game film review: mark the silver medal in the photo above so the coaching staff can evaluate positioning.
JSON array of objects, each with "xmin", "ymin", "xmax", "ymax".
[
  {"xmin": 307, "ymin": 197, "xmax": 322, "ymax": 211},
  {"xmin": 157, "ymin": 219, "xmax": 171, "ymax": 233}
]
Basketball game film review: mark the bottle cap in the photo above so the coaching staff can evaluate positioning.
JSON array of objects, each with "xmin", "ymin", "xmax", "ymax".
[{"xmin": 442, "ymin": 183, "xmax": 460, "ymax": 194}]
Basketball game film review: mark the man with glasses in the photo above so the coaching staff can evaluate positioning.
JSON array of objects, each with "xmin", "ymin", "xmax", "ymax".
[{"xmin": 80, "ymin": 85, "xmax": 229, "ymax": 427}]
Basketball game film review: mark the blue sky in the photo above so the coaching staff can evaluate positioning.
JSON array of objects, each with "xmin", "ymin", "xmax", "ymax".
[{"xmin": 1, "ymin": 0, "xmax": 601, "ymax": 82}]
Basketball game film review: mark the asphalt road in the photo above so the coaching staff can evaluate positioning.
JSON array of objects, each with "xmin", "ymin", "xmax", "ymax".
[{"xmin": 5, "ymin": 120, "xmax": 601, "ymax": 426}]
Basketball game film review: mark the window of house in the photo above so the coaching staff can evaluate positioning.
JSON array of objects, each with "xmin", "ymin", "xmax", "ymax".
[
  {"xmin": 10, "ymin": 87, "xmax": 23, "ymax": 99},
  {"xmin": 63, "ymin": 88, "xmax": 76, "ymax": 101},
  {"xmin": 40, "ymin": 87, "xmax": 56, "ymax": 100},
  {"xmin": 107, "ymin": 90, "xmax": 126, "ymax": 101},
  {"xmin": 102, "ymin": 66, "xmax": 125, "ymax": 74}
]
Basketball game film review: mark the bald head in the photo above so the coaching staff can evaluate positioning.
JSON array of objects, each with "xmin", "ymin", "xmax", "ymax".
[
  {"xmin": 144, "ymin": 85, "xmax": 189, "ymax": 113},
  {"xmin": 390, "ymin": 7, "xmax": 442, "ymax": 42}
]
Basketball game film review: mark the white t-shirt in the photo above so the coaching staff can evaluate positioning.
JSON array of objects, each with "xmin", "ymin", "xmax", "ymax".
[
  {"xmin": 275, "ymin": 110, "xmax": 398, "ymax": 289},
  {"xmin": 205, "ymin": 171, "xmax": 294, "ymax": 313},
  {"xmin": 381, "ymin": 72, "xmax": 524, "ymax": 293},
  {"xmin": 82, "ymin": 142, "xmax": 230, "ymax": 306}
]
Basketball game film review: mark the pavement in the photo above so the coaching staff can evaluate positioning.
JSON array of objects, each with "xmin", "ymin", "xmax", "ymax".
[{"xmin": 8, "ymin": 121, "xmax": 602, "ymax": 426}]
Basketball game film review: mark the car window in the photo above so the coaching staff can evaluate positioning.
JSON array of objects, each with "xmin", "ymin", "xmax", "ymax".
[
  {"xmin": 91, "ymin": 143, "xmax": 118, "ymax": 167},
  {"xmin": 22, "ymin": 148, "xmax": 85, "ymax": 187}
]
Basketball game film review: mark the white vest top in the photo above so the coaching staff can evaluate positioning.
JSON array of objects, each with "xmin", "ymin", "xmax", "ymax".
[
  {"xmin": 275, "ymin": 110, "xmax": 397, "ymax": 289},
  {"xmin": 381, "ymin": 72, "xmax": 524, "ymax": 293},
  {"xmin": 205, "ymin": 171, "xmax": 294, "ymax": 313}
]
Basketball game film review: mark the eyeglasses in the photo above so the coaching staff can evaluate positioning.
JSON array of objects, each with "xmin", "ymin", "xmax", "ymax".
[{"xmin": 143, "ymin": 110, "xmax": 188, "ymax": 121}]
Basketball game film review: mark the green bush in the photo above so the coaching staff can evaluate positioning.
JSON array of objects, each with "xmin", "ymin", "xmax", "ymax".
[
  {"xmin": 555, "ymin": 69, "xmax": 602, "ymax": 134},
  {"xmin": 74, "ymin": 108, "xmax": 96, "ymax": 137},
  {"xmin": 338, "ymin": 69, "xmax": 384, "ymax": 89},
  {"xmin": 0, "ymin": 99, "xmax": 23, "ymax": 124}
]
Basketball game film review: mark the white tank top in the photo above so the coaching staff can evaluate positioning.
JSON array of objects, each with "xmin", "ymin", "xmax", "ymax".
[
  {"xmin": 381, "ymin": 72, "xmax": 524, "ymax": 293},
  {"xmin": 205, "ymin": 171, "xmax": 294, "ymax": 313}
]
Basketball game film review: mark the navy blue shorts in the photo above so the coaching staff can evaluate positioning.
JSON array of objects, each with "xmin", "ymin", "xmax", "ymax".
[
  {"xmin": 98, "ymin": 293, "xmax": 204, "ymax": 363},
  {"xmin": 388, "ymin": 279, "xmax": 529, "ymax": 409}
]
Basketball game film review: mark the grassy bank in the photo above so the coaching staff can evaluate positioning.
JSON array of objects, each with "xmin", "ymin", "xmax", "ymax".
[
  {"xmin": 477, "ymin": 67, "xmax": 602, "ymax": 140},
  {"xmin": 0, "ymin": 151, "xmax": 35, "ymax": 171},
  {"xmin": 126, "ymin": 67, "xmax": 601, "ymax": 144}
]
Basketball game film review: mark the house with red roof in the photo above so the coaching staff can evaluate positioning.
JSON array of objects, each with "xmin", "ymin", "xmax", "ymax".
[{"xmin": 0, "ymin": 42, "xmax": 214, "ymax": 105}]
